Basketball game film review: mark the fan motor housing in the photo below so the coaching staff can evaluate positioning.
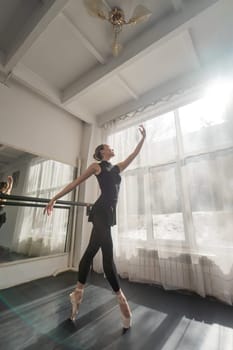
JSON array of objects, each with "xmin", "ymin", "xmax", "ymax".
[{"xmin": 109, "ymin": 7, "xmax": 126, "ymax": 25}]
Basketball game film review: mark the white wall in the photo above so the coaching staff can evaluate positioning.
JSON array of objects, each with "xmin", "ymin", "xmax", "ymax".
[
  {"xmin": 0, "ymin": 80, "xmax": 84, "ymax": 288},
  {"xmin": 0, "ymin": 80, "xmax": 83, "ymax": 166},
  {"xmin": 0, "ymin": 254, "xmax": 69, "ymax": 289}
]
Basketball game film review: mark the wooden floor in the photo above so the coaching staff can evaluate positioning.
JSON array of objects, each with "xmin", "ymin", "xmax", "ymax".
[{"xmin": 0, "ymin": 271, "xmax": 233, "ymax": 350}]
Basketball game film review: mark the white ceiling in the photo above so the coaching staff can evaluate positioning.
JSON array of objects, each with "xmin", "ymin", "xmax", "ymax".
[{"xmin": 0, "ymin": 0, "xmax": 232, "ymax": 126}]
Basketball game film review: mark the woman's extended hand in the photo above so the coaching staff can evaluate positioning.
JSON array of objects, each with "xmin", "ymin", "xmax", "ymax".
[
  {"xmin": 44, "ymin": 199, "xmax": 55, "ymax": 216},
  {"xmin": 139, "ymin": 125, "xmax": 146, "ymax": 139},
  {"xmin": 7, "ymin": 176, "xmax": 13, "ymax": 183}
]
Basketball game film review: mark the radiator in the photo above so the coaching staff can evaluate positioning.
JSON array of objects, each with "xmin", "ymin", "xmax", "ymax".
[{"xmin": 128, "ymin": 248, "xmax": 216, "ymax": 293}]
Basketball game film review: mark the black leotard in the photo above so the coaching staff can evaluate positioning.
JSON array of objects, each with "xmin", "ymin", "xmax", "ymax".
[{"xmin": 88, "ymin": 161, "xmax": 121, "ymax": 226}]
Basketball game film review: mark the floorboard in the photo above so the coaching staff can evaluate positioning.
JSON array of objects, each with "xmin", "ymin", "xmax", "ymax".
[{"xmin": 0, "ymin": 271, "xmax": 232, "ymax": 350}]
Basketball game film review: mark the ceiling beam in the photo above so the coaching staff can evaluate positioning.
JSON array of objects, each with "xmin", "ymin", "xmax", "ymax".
[
  {"xmin": 10, "ymin": 63, "xmax": 95, "ymax": 124},
  {"xmin": 62, "ymin": 0, "xmax": 218, "ymax": 104},
  {"xmin": 13, "ymin": 63, "xmax": 61, "ymax": 104},
  {"xmin": 0, "ymin": 50, "xmax": 5, "ymax": 70},
  {"xmin": 116, "ymin": 74, "xmax": 138, "ymax": 100},
  {"xmin": 97, "ymin": 49, "xmax": 233, "ymax": 126},
  {"xmin": 97, "ymin": 70, "xmax": 204, "ymax": 126},
  {"xmin": 61, "ymin": 10, "xmax": 106, "ymax": 64},
  {"xmin": 3, "ymin": 0, "xmax": 70, "ymax": 73},
  {"xmin": 171, "ymin": 0, "xmax": 183, "ymax": 12}
]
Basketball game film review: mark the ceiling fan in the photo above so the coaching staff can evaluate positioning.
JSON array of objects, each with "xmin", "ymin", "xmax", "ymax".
[{"xmin": 84, "ymin": 0, "xmax": 152, "ymax": 56}]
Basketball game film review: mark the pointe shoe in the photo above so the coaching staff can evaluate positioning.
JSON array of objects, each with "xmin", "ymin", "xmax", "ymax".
[
  {"xmin": 117, "ymin": 293, "xmax": 132, "ymax": 330},
  {"xmin": 69, "ymin": 288, "xmax": 83, "ymax": 321}
]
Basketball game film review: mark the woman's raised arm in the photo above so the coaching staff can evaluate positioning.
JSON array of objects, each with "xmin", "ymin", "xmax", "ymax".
[
  {"xmin": 6, "ymin": 176, "xmax": 13, "ymax": 194},
  {"xmin": 44, "ymin": 162, "xmax": 99, "ymax": 216},
  {"xmin": 117, "ymin": 125, "xmax": 146, "ymax": 172}
]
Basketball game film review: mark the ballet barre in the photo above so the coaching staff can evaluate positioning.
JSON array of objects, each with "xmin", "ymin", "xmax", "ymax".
[
  {"xmin": 0, "ymin": 193, "xmax": 91, "ymax": 206},
  {"xmin": 0, "ymin": 193, "xmax": 92, "ymax": 214},
  {"xmin": 0, "ymin": 192, "xmax": 93, "ymax": 276}
]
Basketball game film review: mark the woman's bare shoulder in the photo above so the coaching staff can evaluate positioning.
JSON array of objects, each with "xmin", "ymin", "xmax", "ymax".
[{"xmin": 89, "ymin": 162, "xmax": 101, "ymax": 175}]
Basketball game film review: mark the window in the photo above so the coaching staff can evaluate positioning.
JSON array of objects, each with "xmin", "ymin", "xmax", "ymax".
[{"xmin": 108, "ymin": 84, "xmax": 233, "ymax": 250}]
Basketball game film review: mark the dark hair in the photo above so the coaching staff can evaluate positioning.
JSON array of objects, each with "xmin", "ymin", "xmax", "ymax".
[
  {"xmin": 93, "ymin": 144, "xmax": 104, "ymax": 161},
  {"xmin": 0, "ymin": 182, "xmax": 7, "ymax": 191}
]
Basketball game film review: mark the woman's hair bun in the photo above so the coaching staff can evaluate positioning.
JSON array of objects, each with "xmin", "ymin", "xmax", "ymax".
[
  {"xmin": 93, "ymin": 144, "xmax": 104, "ymax": 161},
  {"xmin": 93, "ymin": 153, "xmax": 100, "ymax": 161}
]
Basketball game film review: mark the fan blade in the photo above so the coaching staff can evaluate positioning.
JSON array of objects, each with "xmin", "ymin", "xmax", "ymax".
[
  {"xmin": 128, "ymin": 5, "xmax": 152, "ymax": 24},
  {"xmin": 83, "ymin": 0, "xmax": 109, "ymax": 20}
]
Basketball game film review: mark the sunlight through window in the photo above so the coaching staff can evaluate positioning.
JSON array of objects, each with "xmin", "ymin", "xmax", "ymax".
[
  {"xmin": 203, "ymin": 78, "xmax": 233, "ymax": 125},
  {"xmin": 179, "ymin": 78, "xmax": 233, "ymax": 133}
]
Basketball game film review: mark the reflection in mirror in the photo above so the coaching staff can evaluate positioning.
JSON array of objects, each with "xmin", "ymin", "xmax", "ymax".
[{"xmin": 0, "ymin": 144, "xmax": 77, "ymax": 263}]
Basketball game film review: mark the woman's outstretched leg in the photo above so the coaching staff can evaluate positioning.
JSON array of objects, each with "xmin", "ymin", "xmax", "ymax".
[
  {"xmin": 116, "ymin": 289, "xmax": 132, "ymax": 330},
  {"xmin": 100, "ymin": 223, "xmax": 132, "ymax": 330},
  {"xmin": 102, "ymin": 252, "xmax": 132, "ymax": 330},
  {"xmin": 69, "ymin": 227, "xmax": 100, "ymax": 321}
]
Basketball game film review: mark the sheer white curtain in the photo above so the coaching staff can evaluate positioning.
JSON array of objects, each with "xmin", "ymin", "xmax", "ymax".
[
  {"xmin": 14, "ymin": 159, "xmax": 74, "ymax": 257},
  {"xmin": 103, "ymin": 81, "xmax": 233, "ymax": 304}
]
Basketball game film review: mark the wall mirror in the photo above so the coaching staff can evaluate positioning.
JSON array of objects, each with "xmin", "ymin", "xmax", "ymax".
[{"xmin": 0, "ymin": 144, "xmax": 77, "ymax": 264}]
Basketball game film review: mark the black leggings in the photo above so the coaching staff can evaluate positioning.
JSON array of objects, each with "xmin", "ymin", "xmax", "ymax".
[
  {"xmin": 0, "ymin": 212, "xmax": 6, "ymax": 229},
  {"xmin": 78, "ymin": 212, "xmax": 120, "ymax": 292}
]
